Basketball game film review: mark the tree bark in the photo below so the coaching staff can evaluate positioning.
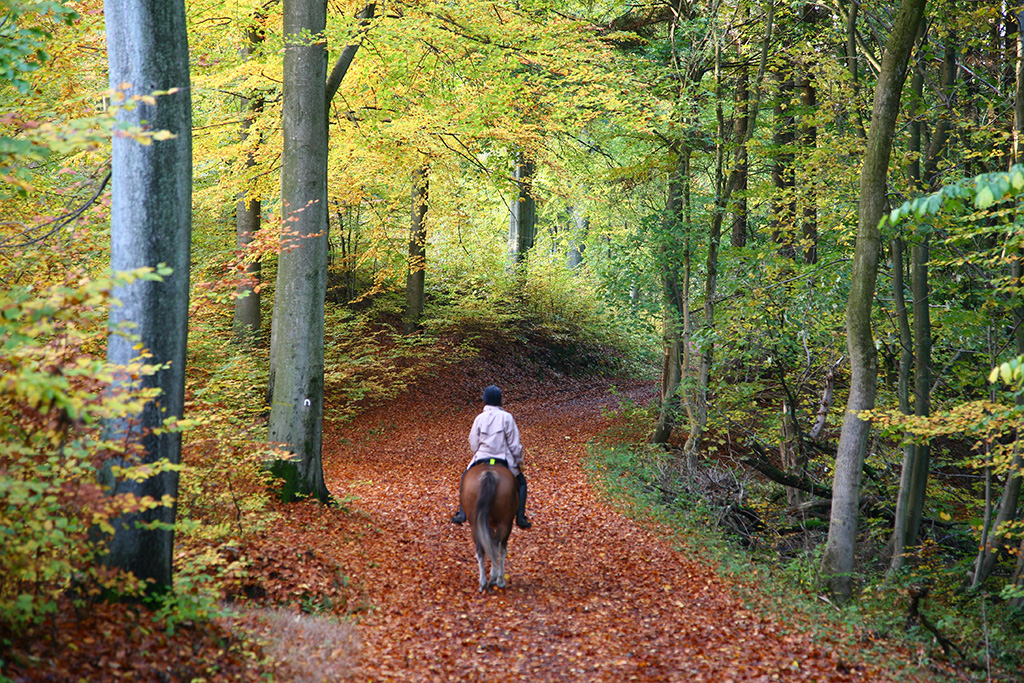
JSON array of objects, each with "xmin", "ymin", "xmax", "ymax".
[
  {"xmin": 652, "ymin": 153, "xmax": 687, "ymax": 446},
  {"xmin": 730, "ymin": 43, "xmax": 749, "ymax": 248},
  {"xmin": 799, "ymin": 68, "xmax": 818, "ymax": 264},
  {"xmin": 821, "ymin": 0, "xmax": 926, "ymax": 604},
  {"xmin": 890, "ymin": 26, "xmax": 951, "ymax": 575},
  {"xmin": 509, "ymin": 151, "xmax": 537, "ymax": 265},
  {"xmin": 268, "ymin": 0, "xmax": 371, "ymax": 405},
  {"xmin": 101, "ymin": 0, "xmax": 192, "ymax": 592},
  {"xmin": 567, "ymin": 206, "xmax": 587, "ymax": 269},
  {"xmin": 325, "ymin": 3, "xmax": 375, "ymax": 113},
  {"xmin": 770, "ymin": 72, "xmax": 796, "ymax": 260},
  {"xmin": 403, "ymin": 164, "xmax": 428, "ymax": 334},
  {"xmin": 233, "ymin": 23, "xmax": 264, "ymax": 343},
  {"xmin": 267, "ymin": 0, "xmax": 330, "ymax": 503},
  {"xmin": 887, "ymin": 235, "xmax": 917, "ymax": 573}
]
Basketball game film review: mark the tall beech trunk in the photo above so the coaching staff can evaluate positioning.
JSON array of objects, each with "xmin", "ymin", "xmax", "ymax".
[
  {"xmin": 404, "ymin": 164, "xmax": 428, "ymax": 334},
  {"xmin": 672, "ymin": 6, "xmax": 773, "ymax": 458},
  {"xmin": 888, "ymin": 235, "xmax": 917, "ymax": 573},
  {"xmin": 652, "ymin": 153, "xmax": 687, "ymax": 446},
  {"xmin": 265, "ymin": 3, "xmax": 373, "ymax": 498},
  {"xmin": 682, "ymin": 40, "xmax": 728, "ymax": 462},
  {"xmin": 821, "ymin": 0, "xmax": 926, "ymax": 603},
  {"xmin": 101, "ymin": 0, "xmax": 192, "ymax": 592},
  {"xmin": 567, "ymin": 206, "xmax": 587, "ymax": 269},
  {"xmin": 509, "ymin": 152, "xmax": 537, "ymax": 265},
  {"xmin": 266, "ymin": 1, "xmax": 373, "ymax": 407},
  {"xmin": 233, "ymin": 24, "xmax": 264, "ymax": 343},
  {"xmin": 267, "ymin": 0, "xmax": 330, "ymax": 502}
]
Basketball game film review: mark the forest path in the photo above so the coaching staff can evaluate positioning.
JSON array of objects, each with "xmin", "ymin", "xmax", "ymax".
[{"xmin": 318, "ymin": 374, "xmax": 891, "ymax": 682}]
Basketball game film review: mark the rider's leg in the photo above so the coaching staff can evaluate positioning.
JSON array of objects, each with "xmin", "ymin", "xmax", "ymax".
[
  {"xmin": 515, "ymin": 472, "xmax": 531, "ymax": 529},
  {"xmin": 451, "ymin": 468, "xmax": 468, "ymax": 524},
  {"xmin": 451, "ymin": 505, "xmax": 466, "ymax": 524}
]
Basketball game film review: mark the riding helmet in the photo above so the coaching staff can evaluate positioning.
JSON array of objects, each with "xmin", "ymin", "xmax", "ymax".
[{"xmin": 482, "ymin": 385, "xmax": 502, "ymax": 406}]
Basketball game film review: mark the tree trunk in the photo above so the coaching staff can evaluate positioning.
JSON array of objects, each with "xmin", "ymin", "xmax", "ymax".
[
  {"xmin": 509, "ymin": 152, "xmax": 536, "ymax": 265},
  {"xmin": 567, "ymin": 206, "xmax": 587, "ymax": 269},
  {"xmin": 730, "ymin": 57, "xmax": 749, "ymax": 249},
  {"xmin": 101, "ymin": 0, "xmax": 192, "ymax": 592},
  {"xmin": 267, "ymin": 0, "xmax": 330, "ymax": 503},
  {"xmin": 888, "ymin": 235, "xmax": 917, "ymax": 574},
  {"xmin": 268, "ymin": 1, "xmax": 372, "ymax": 405},
  {"xmin": 403, "ymin": 164, "xmax": 428, "ymax": 333},
  {"xmin": 799, "ymin": 66, "xmax": 818, "ymax": 264},
  {"xmin": 821, "ymin": 0, "xmax": 926, "ymax": 604},
  {"xmin": 232, "ymin": 31, "xmax": 263, "ymax": 343},
  {"xmin": 652, "ymin": 153, "xmax": 687, "ymax": 446},
  {"xmin": 771, "ymin": 71, "xmax": 796, "ymax": 260},
  {"xmin": 890, "ymin": 25, "xmax": 951, "ymax": 575},
  {"xmin": 780, "ymin": 401, "xmax": 803, "ymax": 507}
]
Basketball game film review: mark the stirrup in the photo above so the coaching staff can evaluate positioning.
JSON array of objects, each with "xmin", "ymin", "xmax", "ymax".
[
  {"xmin": 515, "ymin": 515, "xmax": 532, "ymax": 529},
  {"xmin": 451, "ymin": 509, "xmax": 466, "ymax": 525}
]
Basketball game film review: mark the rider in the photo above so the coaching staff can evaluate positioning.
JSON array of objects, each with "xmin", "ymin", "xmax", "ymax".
[{"xmin": 451, "ymin": 385, "xmax": 532, "ymax": 529}]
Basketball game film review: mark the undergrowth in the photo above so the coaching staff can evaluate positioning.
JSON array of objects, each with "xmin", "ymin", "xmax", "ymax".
[{"xmin": 581, "ymin": 401, "xmax": 1011, "ymax": 683}]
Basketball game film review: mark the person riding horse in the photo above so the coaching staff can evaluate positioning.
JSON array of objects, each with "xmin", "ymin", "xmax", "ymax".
[{"xmin": 451, "ymin": 385, "xmax": 532, "ymax": 529}]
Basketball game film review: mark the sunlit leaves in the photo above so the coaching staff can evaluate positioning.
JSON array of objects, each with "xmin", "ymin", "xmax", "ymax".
[
  {"xmin": 0, "ymin": 0, "xmax": 78, "ymax": 94},
  {"xmin": 0, "ymin": 269, "xmax": 179, "ymax": 625}
]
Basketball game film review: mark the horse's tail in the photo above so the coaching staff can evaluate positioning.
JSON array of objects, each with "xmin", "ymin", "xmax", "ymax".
[{"xmin": 474, "ymin": 471, "xmax": 499, "ymax": 562}]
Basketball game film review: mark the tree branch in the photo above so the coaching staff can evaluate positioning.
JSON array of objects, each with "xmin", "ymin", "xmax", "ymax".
[{"xmin": 325, "ymin": 3, "xmax": 375, "ymax": 109}]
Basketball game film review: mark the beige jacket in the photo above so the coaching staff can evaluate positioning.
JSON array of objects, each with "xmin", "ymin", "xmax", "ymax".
[{"xmin": 468, "ymin": 405, "xmax": 523, "ymax": 474}]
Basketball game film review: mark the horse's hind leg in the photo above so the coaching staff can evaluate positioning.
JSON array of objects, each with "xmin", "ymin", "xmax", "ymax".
[
  {"xmin": 492, "ymin": 540, "xmax": 507, "ymax": 589},
  {"xmin": 476, "ymin": 543, "xmax": 488, "ymax": 592}
]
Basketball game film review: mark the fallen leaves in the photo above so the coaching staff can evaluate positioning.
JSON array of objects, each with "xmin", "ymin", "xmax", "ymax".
[
  {"xmin": 310, "ymin": 365, "xmax": 910, "ymax": 682},
  {"xmin": 2, "ymin": 356, "xmax": 922, "ymax": 681}
]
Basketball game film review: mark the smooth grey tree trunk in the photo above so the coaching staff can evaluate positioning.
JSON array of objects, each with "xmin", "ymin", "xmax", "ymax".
[
  {"xmin": 404, "ymin": 164, "xmax": 428, "ymax": 334},
  {"xmin": 102, "ymin": 0, "xmax": 192, "ymax": 592},
  {"xmin": 799, "ymin": 67, "xmax": 818, "ymax": 264},
  {"xmin": 233, "ymin": 24, "xmax": 265, "ymax": 343},
  {"xmin": 267, "ymin": 0, "xmax": 330, "ymax": 503},
  {"xmin": 567, "ymin": 206, "xmax": 587, "ymax": 269},
  {"xmin": 267, "ymin": 1, "xmax": 373, "ymax": 405},
  {"xmin": 509, "ymin": 152, "xmax": 536, "ymax": 265},
  {"xmin": 821, "ymin": 0, "xmax": 926, "ymax": 603}
]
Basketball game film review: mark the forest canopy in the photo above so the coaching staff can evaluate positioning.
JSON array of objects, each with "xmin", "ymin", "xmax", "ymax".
[{"xmin": 2, "ymin": 0, "xmax": 1024, "ymax": 678}]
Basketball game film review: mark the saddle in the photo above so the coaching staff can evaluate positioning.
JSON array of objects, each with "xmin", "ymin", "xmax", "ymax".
[{"xmin": 469, "ymin": 457, "xmax": 509, "ymax": 470}]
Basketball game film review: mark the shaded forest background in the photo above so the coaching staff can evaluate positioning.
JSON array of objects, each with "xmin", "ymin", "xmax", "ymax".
[{"xmin": 2, "ymin": 0, "xmax": 1024, "ymax": 679}]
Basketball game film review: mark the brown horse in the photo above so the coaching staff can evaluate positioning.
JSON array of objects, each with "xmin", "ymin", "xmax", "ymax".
[{"xmin": 459, "ymin": 463, "xmax": 518, "ymax": 592}]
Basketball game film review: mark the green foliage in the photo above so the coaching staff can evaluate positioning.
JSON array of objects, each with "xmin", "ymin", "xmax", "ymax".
[
  {"xmin": 0, "ymin": 0, "xmax": 77, "ymax": 95},
  {"xmin": 0, "ymin": 269, "xmax": 180, "ymax": 627},
  {"xmin": 886, "ymin": 165, "xmax": 1024, "ymax": 228},
  {"xmin": 426, "ymin": 249, "xmax": 658, "ymax": 377}
]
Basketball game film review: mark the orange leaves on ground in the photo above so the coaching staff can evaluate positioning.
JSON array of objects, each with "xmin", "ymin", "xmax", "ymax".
[{"xmin": 307, "ymin": 362, "xmax": 907, "ymax": 682}]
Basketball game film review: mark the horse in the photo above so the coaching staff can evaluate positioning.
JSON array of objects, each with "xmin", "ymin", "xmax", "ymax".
[{"xmin": 459, "ymin": 462, "xmax": 518, "ymax": 592}]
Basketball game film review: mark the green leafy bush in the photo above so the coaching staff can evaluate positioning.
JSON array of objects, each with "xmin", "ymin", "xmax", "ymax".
[{"xmin": 0, "ymin": 269, "xmax": 170, "ymax": 626}]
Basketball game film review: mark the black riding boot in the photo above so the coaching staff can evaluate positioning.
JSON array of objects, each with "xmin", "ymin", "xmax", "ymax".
[
  {"xmin": 451, "ymin": 506, "xmax": 466, "ymax": 525},
  {"xmin": 515, "ymin": 473, "xmax": 532, "ymax": 529}
]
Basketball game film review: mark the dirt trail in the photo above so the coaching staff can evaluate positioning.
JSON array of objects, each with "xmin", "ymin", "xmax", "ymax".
[{"xmin": 318, "ymin": 376, "xmax": 893, "ymax": 682}]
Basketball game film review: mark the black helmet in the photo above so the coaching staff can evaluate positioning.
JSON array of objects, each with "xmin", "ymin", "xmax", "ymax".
[{"xmin": 482, "ymin": 385, "xmax": 502, "ymax": 406}]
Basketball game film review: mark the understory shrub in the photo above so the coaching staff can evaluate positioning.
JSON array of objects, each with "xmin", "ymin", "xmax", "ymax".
[{"xmin": 0, "ymin": 269, "xmax": 174, "ymax": 626}]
